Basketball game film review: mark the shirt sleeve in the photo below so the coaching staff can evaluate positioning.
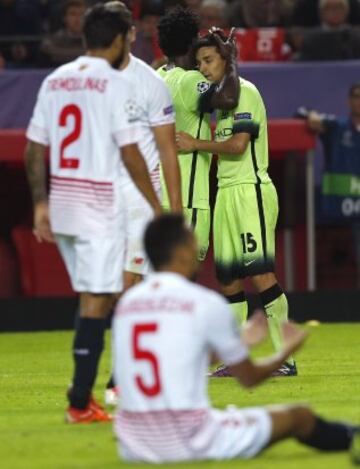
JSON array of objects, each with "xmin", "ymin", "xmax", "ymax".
[
  {"xmin": 26, "ymin": 80, "xmax": 50, "ymax": 145},
  {"xmin": 111, "ymin": 79, "xmax": 143, "ymax": 148},
  {"xmin": 232, "ymin": 85, "xmax": 263, "ymax": 138},
  {"xmin": 205, "ymin": 294, "xmax": 249, "ymax": 366},
  {"xmin": 147, "ymin": 75, "xmax": 175, "ymax": 127},
  {"xmin": 179, "ymin": 70, "xmax": 212, "ymax": 113}
]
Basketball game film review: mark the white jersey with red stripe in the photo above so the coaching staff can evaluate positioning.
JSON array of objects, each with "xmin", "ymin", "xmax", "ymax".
[
  {"xmin": 113, "ymin": 272, "xmax": 251, "ymax": 462},
  {"xmin": 26, "ymin": 55, "xmax": 142, "ymax": 236}
]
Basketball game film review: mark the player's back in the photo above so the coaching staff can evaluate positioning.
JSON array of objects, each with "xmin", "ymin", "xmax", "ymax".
[
  {"xmin": 113, "ymin": 272, "xmax": 213, "ymax": 412},
  {"xmin": 35, "ymin": 56, "xmax": 124, "ymax": 182},
  {"xmin": 27, "ymin": 56, "xmax": 136, "ymax": 236},
  {"xmin": 157, "ymin": 66, "xmax": 211, "ymax": 209}
]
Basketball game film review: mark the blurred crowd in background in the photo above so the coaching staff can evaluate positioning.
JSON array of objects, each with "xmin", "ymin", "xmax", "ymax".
[{"xmin": 1, "ymin": 0, "xmax": 360, "ymax": 69}]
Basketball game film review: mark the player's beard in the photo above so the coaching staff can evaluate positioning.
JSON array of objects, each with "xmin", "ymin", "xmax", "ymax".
[{"xmin": 112, "ymin": 49, "xmax": 125, "ymax": 70}]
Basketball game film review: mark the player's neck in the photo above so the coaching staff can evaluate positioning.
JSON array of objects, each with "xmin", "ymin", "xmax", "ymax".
[
  {"xmin": 172, "ymin": 55, "xmax": 192, "ymax": 70},
  {"xmin": 86, "ymin": 50, "xmax": 112, "ymax": 64},
  {"xmin": 157, "ymin": 264, "xmax": 193, "ymax": 279},
  {"xmin": 119, "ymin": 53, "xmax": 130, "ymax": 70}
]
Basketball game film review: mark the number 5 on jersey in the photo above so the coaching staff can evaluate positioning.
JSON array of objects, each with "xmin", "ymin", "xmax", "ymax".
[
  {"xmin": 59, "ymin": 104, "xmax": 82, "ymax": 169},
  {"xmin": 132, "ymin": 323, "xmax": 162, "ymax": 397}
]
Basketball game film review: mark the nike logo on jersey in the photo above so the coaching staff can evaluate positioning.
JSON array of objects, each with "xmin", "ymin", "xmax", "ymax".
[{"xmin": 244, "ymin": 260, "xmax": 256, "ymax": 267}]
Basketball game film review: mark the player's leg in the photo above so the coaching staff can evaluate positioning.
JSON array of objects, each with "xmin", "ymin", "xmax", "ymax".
[
  {"xmin": 211, "ymin": 187, "xmax": 247, "ymax": 377},
  {"xmin": 246, "ymin": 183, "xmax": 295, "ymax": 374},
  {"xmin": 56, "ymin": 233, "xmax": 124, "ymax": 422},
  {"xmin": 213, "ymin": 186, "xmax": 248, "ymax": 327},
  {"xmin": 106, "ymin": 186, "xmax": 153, "ymax": 404},
  {"xmin": 267, "ymin": 404, "xmax": 357, "ymax": 452}
]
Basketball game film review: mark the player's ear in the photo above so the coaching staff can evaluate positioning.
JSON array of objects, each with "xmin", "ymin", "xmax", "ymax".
[{"xmin": 129, "ymin": 26, "xmax": 136, "ymax": 44}]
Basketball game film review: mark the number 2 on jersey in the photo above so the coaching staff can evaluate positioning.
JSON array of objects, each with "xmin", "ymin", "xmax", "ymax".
[
  {"xmin": 59, "ymin": 104, "xmax": 82, "ymax": 169},
  {"xmin": 132, "ymin": 323, "xmax": 161, "ymax": 397}
]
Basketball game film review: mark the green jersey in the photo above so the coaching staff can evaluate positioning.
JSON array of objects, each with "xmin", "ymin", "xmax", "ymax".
[
  {"xmin": 215, "ymin": 78, "xmax": 272, "ymax": 188},
  {"xmin": 157, "ymin": 66, "xmax": 212, "ymax": 209}
]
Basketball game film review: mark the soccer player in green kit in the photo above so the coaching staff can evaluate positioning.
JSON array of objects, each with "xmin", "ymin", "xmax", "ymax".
[
  {"xmin": 157, "ymin": 7, "xmax": 239, "ymax": 261},
  {"xmin": 177, "ymin": 31, "xmax": 296, "ymax": 377}
]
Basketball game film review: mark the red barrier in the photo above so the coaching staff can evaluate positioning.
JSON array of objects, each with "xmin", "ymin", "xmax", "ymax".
[{"xmin": 0, "ymin": 121, "xmax": 316, "ymax": 296}]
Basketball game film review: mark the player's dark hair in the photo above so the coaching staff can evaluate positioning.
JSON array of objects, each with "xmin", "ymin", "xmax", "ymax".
[
  {"xmin": 349, "ymin": 82, "xmax": 360, "ymax": 97},
  {"xmin": 192, "ymin": 29, "xmax": 227, "ymax": 60},
  {"xmin": 144, "ymin": 214, "xmax": 191, "ymax": 269},
  {"xmin": 83, "ymin": 2, "xmax": 131, "ymax": 49},
  {"xmin": 157, "ymin": 6, "xmax": 199, "ymax": 58}
]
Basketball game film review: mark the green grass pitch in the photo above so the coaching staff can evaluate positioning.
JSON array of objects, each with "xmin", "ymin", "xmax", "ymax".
[{"xmin": 0, "ymin": 323, "xmax": 359, "ymax": 468}]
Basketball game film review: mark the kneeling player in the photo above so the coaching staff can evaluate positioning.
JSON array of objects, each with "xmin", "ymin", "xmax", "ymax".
[{"xmin": 112, "ymin": 215, "xmax": 359, "ymax": 464}]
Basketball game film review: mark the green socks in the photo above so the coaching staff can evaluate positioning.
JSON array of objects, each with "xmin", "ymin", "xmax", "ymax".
[
  {"xmin": 225, "ymin": 292, "xmax": 248, "ymax": 328},
  {"xmin": 260, "ymin": 284, "xmax": 295, "ymax": 366}
]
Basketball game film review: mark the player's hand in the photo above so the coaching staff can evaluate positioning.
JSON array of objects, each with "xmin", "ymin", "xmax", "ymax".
[
  {"xmin": 241, "ymin": 310, "xmax": 268, "ymax": 348},
  {"xmin": 33, "ymin": 201, "xmax": 55, "ymax": 243},
  {"xmin": 176, "ymin": 132, "xmax": 197, "ymax": 152},
  {"xmin": 282, "ymin": 321, "xmax": 309, "ymax": 357},
  {"xmin": 209, "ymin": 27, "xmax": 237, "ymax": 61}
]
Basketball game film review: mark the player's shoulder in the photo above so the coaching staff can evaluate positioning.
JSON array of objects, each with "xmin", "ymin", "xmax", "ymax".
[
  {"xmin": 240, "ymin": 77, "xmax": 262, "ymax": 99},
  {"xmin": 180, "ymin": 69, "xmax": 210, "ymax": 88},
  {"xmin": 184, "ymin": 279, "xmax": 227, "ymax": 307}
]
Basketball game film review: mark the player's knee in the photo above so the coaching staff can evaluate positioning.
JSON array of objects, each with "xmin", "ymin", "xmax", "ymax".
[
  {"xmin": 252, "ymin": 272, "xmax": 277, "ymax": 292},
  {"xmin": 289, "ymin": 405, "xmax": 315, "ymax": 437},
  {"xmin": 219, "ymin": 279, "xmax": 244, "ymax": 296}
]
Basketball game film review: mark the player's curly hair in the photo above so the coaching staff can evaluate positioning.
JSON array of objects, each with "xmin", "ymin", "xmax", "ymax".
[{"xmin": 157, "ymin": 6, "xmax": 199, "ymax": 58}]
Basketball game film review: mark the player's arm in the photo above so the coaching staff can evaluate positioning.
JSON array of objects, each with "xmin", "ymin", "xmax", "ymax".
[
  {"xmin": 207, "ymin": 28, "xmax": 240, "ymax": 111},
  {"xmin": 147, "ymin": 79, "xmax": 182, "ymax": 212},
  {"xmin": 177, "ymin": 131, "xmax": 250, "ymax": 155},
  {"xmin": 229, "ymin": 322, "xmax": 308, "ymax": 388},
  {"xmin": 121, "ymin": 143, "xmax": 162, "ymax": 216},
  {"xmin": 24, "ymin": 140, "xmax": 54, "ymax": 243},
  {"xmin": 152, "ymin": 123, "xmax": 182, "ymax": 212}
]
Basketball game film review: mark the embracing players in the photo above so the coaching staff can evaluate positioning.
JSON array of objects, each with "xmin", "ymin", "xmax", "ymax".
[{"xmin": 176, "ymin": 30, "xmax": 296, "ymax": 377}]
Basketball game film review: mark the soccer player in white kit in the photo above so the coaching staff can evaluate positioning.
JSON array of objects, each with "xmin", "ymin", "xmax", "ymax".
[
  {"xmin": 25, "ymin": 3, "xmax": 161, "ymax": 423},
  {"xmin": 113, "ymin": 214, "xmax": 359, "ymax": 463},
  {"xmin": 103, "ymin": 2, "xmax": 181, "ymax": 405}
]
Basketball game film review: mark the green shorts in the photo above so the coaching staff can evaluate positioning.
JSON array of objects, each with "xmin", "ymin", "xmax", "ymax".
[
  {"xmin": 213, "ymin": 183, "xmax": 278, "ymax": 284},
  {"xmin": 183, "ymin": 207, "xmax": 210, "ymax": 261}
]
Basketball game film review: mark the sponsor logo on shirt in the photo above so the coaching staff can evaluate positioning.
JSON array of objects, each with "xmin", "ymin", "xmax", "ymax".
[
  {"xmin": 220, "ymin": 111, "xmax": 229, "ymax": 120},
  {"xmin": 234, "ymin": 112, "xmax": 252, "ymax": 121},
  {"xmin": 197, "ymin": 82, "xmax": 210, "ymax": 94},
  {"xmin": 163, "ymin": 105, "xmax": 174, "ymax": 115}
]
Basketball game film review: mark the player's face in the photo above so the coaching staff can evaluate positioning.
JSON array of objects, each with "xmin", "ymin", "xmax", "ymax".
[{"xmin": 196, "ymin": 46, "xmax": 226, "ymax": 84}]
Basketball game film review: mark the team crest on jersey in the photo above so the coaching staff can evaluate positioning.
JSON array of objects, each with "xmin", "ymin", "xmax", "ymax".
[
  {"xmin": 234, "ymin": 112, "xmax": 252, "ymax": 121},
  {"xmin": 197, "ymin": 82, "xmax": 210, "ymax": 94},
  {"xmin": 124, "ymin": 99, "xmax": 141, "ymax": 123}
]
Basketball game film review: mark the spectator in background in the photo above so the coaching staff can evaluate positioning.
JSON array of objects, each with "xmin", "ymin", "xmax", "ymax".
[
  {"xmin": 291, "ymin": 0, "xmax": 360, "ymax": 27},
  {"xmin": 299, "ymin": 0, "xmax": 360, "ymax": 60},
  {"xmin": 132, "ymin": 0, "xmax": 164, "ymax": 65},
  {"xmin": 298, "ymin": 83, "xmax": 360, "ymax": 285},
  {"xmin": 225, "ymin": 0, "xmax": 294, "ymax": 28},
  {"xmin": 0, "ymin": 0, "xmax": 43, "ymax": 68},
  {"xmin": 184, "ymin": 0, "xmax": 202, "ymax": 14},
  {"xmin": 199, "ymin": 0, "xmax": 228, "ymax": 30},
  {"xmin": 39, "ymin": 0, "xmax": 86, "ymax": 67}
]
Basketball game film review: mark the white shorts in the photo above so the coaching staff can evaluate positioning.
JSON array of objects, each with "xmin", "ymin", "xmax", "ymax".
[
  {"xmin": 117, "ymin": 406, "xmax": 272, "ymax": 463},
  {"xmin": 122, "ymin": 178, "xmax": 159, "ymax": 276},
  {"xmin": 56, "ymin": 232, "xmax": 125, "ymax": 293}
]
